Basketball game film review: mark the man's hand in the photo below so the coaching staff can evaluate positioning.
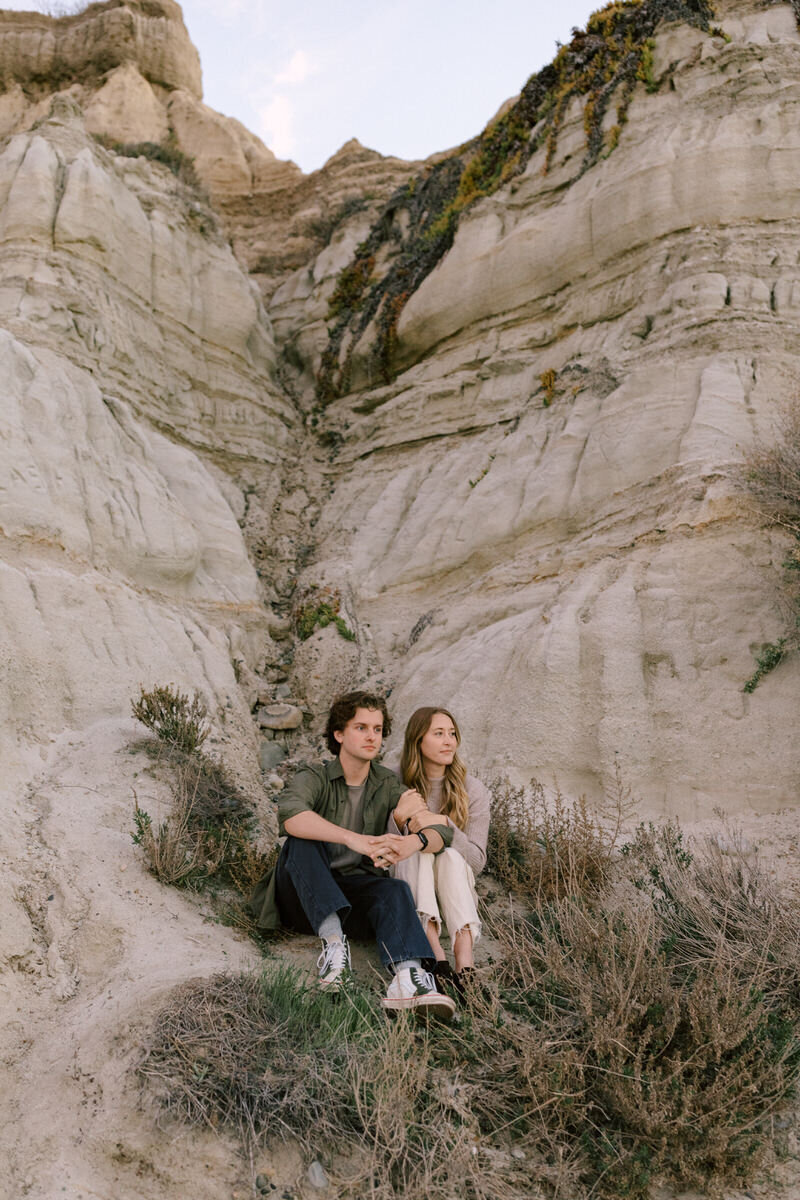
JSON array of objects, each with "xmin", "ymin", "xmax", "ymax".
[
  {"xmin": 342, "ymin": 831, "xmax": 398, "ymax": 862},
  {"xmin": 343, "ymin": 831, "xmax": 422, "ymax": 868}
]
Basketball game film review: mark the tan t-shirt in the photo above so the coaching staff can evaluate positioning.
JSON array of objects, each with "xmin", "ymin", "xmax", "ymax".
[{"xmin": 327, "ymin": 781, "xmax": 366, "ymax": 872}]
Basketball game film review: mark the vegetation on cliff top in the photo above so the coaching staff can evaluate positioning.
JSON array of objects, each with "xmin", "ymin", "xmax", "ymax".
[{"xmin": 317, "ymin": 0, "xmax": 716, "ymax": 404}]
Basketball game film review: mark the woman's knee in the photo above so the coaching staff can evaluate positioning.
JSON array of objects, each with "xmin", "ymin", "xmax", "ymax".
[{"xmin": 435, "ymin": 848, "xmax": 471, "ymax": 880}]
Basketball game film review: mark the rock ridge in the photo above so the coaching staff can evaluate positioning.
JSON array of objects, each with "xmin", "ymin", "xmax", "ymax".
[{"xmin": 0, "ymin": 0, "xmax": 201, "ymax": 97}]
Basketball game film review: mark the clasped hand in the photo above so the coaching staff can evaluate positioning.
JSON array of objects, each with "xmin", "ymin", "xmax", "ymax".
[{"xmin": 351, "ymin": 831, "xmax": 422, "ymax": 869}]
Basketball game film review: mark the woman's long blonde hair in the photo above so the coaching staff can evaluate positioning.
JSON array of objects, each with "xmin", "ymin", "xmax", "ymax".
[{"xmin": 400, "ymin": 707, "xmax": 470, "ymax": 830}]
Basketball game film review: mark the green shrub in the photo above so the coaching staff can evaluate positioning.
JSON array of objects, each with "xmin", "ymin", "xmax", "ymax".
[
  {"xmin": 130, "ymin": 686, "xmax": 275, "ymax": 897},
  {"xmin": 294, "ymin": 587, "xmax": 356, "ymax": 642},
  {"xmin": 744, "ymin": 638, "xmax": 787, "ymax": 693},
  {"xmin": 131, "ymin": 684, "xmax": 209, "ymax": 754}
]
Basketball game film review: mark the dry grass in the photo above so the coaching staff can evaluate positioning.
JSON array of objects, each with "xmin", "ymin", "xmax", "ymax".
[
  {"xmin": 139, "ymin": 966, "xmax": 511, "ymax": 1200},
  {"xmin": 739, "ymin": 400, "xmax": 800, "ymax": 685},
  {"xmin": 486, "ymin": 771, "xmax": 631, "ymax": 903},
  {"xmin": 132, "ymin": 772, "xmax": 228, "ymax": 889},
  {"xmin": 130, "ymin": 683, "xmax": 279, "ymax": 897},
  {"xmin": 131, "ymin": 736, "xmax": 272, "ymax": 897},
  {"xmin": 743, "ymin": 401, "xmax": 800, "ymax": 542},
  {"xmin": 138, "ymin": 815, "xmax": 800, "ymax": 1200}
]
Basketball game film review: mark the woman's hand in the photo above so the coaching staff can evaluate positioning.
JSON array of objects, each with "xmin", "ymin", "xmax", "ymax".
[
  {"xmin": 393, "ymin": 788, "xmax": 428, "ymax": 826},
  {"xmin": 373, "ymin": 834, "xmax": 423, "ymax": 868},
  {"xmin": 406, "ymin": 809, "xmax": 444, "ymax": 834}
]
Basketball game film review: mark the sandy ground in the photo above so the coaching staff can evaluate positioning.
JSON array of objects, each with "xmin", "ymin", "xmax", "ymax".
[{"xmin": 2, "ymin": 725, "xmax": 800, "ymax": 1200}]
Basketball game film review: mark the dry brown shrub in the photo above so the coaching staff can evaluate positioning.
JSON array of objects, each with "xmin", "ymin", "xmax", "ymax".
[
  {"xmin": 743, "ymin": 400, "xmax": 800, "ymax": 541},
  {"xmin": 132, "ymin": 745, "xmax": 268, "ymax": 895},
  {"xmin": 483, "ymin": 824, "xmax": 800, "ymax": 1197},
  {"xmin": 487, "ymin": 771, "xmax": 630, "ymax": 903},
  {"xmin": 132, "ymin": 767, "xmax": 229, "ymax": 888},
  {"xmin": 223, "ymin": 830, "xmax": 278, "ymax": 898}
]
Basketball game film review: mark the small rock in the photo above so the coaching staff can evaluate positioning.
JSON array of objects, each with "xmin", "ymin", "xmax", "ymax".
[
  {"xmin": 255, "ymin": 1174, "xmax": 271, "ymax": 1192},
  {"xmin": 282, "ymin": 488, "xmax": 310, "ymax": 516},
  {"xmin": 260, "ymin": 741, "xmax": 287, "ymax": 772},
  {"xmin": 257, "ymin": 703, "xmax": 303, "ymax": 731},
  {"xmin": 275, "ymin": 683, "xmax": 292, "ymax": 699},
  {"xmin": 510, "ymin": 1147, "xmax": 526, "ymax": 1160},
  {"xmin": 266, "ymin": 773, "xmax": 284, "ymax": 791},
  {"xmin": 268, "ymin": 617, "xmax": 292, "ymax": 641},
  {"xmin": 307, "ymin": 1160, "xmax": 328, "ymax": 1190}
]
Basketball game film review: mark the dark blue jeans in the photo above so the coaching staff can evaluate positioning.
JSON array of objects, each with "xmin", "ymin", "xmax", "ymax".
[{"xmin": 275, "ymin": 837, "xmax": 433, "ymax": 967}]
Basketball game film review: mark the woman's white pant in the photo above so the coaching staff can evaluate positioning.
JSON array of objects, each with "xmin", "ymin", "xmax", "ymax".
[{"xmin": 393, "ymin": 848, "xmax": 481, "ymax": 945}]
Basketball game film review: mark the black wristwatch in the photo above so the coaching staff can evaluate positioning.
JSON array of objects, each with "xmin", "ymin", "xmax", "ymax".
[{"xmin": 416, "ymin": 829, "xmax": 429, "ymax": 851}]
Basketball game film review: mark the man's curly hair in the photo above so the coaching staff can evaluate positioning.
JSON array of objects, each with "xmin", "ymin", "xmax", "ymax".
[{"xmin": 325, "ymin": 690, "xmax": 391, "ymax": 755}]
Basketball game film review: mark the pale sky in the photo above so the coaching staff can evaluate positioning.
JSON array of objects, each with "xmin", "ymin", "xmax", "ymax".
[{"xmin": 6, "ymin": 1, "xmax": 603, "ymax": 173}]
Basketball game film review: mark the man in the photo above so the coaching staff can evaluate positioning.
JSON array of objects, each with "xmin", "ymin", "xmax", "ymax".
[{"xmin": 251, "ymin": 690, "xmax": 456, "ymax": 1019}]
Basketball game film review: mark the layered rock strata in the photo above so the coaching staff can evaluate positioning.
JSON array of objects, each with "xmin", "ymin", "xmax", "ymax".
[
  {"xmin": 275, "ymin": 1, "xmax": 800, "ymax": 817},
  {"xmin": 0, "ymin": 1, "xmax": 419, "ymax": 306},
  {"xmin": 1, "ymin": 1, "xmax": 800, "ymax": 1196}
]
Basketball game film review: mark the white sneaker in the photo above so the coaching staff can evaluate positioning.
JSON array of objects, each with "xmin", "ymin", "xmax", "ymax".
[
  {"xmin": 317, "ymin": 935, "xmax": 351, "ymax": 989},
  {"xmin": 381, "ymin": 966, "xmax": 456, "ymax": 1021}
]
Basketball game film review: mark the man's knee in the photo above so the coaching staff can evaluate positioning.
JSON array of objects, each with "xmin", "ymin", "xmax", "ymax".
[
  {"xmin": 376, "ymin": 876, "xmax": 417, "ymax": 910},
  {"xmin": 284, "ymin": 836, "xmax": 330, "ymax": 870}
]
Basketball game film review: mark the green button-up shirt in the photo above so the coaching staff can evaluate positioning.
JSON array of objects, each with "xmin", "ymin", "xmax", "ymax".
[{"xmin": 250, "ymin": 757, "xmax": 453, "ymax": 930}]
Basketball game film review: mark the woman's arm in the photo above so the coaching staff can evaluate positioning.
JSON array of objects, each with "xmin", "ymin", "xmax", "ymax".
[{"xmin": 449, "ymin": 776, "xmax": 492, "ymax": 874}]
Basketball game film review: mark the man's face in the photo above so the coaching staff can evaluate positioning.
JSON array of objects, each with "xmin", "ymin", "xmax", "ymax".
[{"xmin": 334, "ymin": 707, "xmax": 384, "ymax": 762}]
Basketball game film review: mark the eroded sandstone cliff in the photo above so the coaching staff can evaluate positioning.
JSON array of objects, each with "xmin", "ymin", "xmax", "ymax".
[
  {"xmin": 276, "ymin": 0, "xmax": 800, "ymax": 816},
  {"xmin": 1, "ymin": 1, "xmax": 800, "ymax": 1196}
]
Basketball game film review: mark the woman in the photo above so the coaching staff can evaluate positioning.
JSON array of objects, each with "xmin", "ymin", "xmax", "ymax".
[{"xmin": 391, "ymin": 707, "xmax": 491, "ymax": 984}]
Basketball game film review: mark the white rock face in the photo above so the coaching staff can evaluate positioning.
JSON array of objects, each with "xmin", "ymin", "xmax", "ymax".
[
  {"xmin": 290, "ymin": 5, "xmax": 800, "ymax": 817},
  {"xmin": 84, "ymin": 61, "xmax": 170, "ymax": 145},
  {"xmin": 0, "ymin": 102, "xmax": 296, "ymax": 794}
]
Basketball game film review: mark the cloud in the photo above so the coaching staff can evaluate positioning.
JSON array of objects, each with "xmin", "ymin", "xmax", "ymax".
[
  {"xmin": 274, "ymin": 49, "xmax": 316, "ymax": 87},
  {"xmin": 258, "ymin": 95, "xmax": 295, "ymax": 159}
]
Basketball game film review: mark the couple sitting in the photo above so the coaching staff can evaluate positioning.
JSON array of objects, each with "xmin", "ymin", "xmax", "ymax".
[{"xmin": 251, "ymin": 689, "xmax": 490, "ymax": 1021}]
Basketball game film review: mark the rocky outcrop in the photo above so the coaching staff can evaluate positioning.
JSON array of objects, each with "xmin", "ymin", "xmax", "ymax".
[
  {"xmin": 0, "ymin": 88, "xmax": 299, "ymax": 783},
  {"xmin": 275, "ymin": 1, "xmax": 800, "ymax": 817},
  {"xmin": 221, "ymin": 137, "xmax": 423, "ymax": 303},
  {"xmin": 0, "ymin": 0, "xmax": 201, "ymax": 96},
  {"xmin": 0, "ymin": 1, "xmax": 417, "ymax": 306}
]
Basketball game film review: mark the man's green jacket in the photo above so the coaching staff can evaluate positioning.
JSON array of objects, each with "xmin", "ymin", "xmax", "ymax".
[{"xmin": 250, "ymin": 757, "xmax": 453, "ymax": 930}]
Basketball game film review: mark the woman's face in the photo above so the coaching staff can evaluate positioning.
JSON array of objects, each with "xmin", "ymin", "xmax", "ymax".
[{"xmin": 419, "ymin": 712, "xmax": 458, "ymax": 773}]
